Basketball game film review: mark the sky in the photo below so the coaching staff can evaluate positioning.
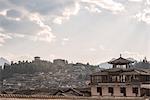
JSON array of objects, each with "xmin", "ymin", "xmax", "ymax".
[{"xmin": 0, "ymin": 0, "xmax": 150, "ymax": 64}]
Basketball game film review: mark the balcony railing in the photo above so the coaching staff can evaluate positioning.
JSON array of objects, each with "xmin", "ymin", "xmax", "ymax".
[
  {"xmin": 91, "ymin": 79, "xmax": 148, "ymax": 85},
  {"xmin": 91, "ymin": 78, "xmax": 150, "ymax": 84},
  {"xmin": 90, "ymin": 82, "xmax": 141, "ymax": 86}
]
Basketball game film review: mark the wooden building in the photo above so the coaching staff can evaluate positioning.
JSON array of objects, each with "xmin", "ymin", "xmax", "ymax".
[{"xmin": 90, "ymin": 56, "xmax": 150, "ymax": 97}]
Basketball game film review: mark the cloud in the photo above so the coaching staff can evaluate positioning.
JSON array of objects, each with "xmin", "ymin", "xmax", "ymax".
[
  {"xmin": 134, "ymin": 8, "xmax": 150, "ymax": 24},
  {"xmin": 121, "ymin": 51, "xmax": 145, "ymax": 60},
  {"xmin": 0, "ymin": 0, "xmax": 127, "ymax": 46},
  {"xmin": 81, "ymin": 0, "xmax": 125, "ymax": 14},
  {"xmin": 6, "ymin": 9, "xmax": 22, "ymax": 18},
  {"xmin": 0, "ymin": 9, "xmax": 55, "ymax": 43},
  {"xmin": 130, "ymin": 0, "xmax": 150, "ymax": 24},
  {"xmin": 128, "ymin": 0, "xmax": 142, "ymax": 2},
  {"xmin": 0, "ymin": 0, "xmax": 10, "ymax": 11},
  {"xmin": 53, "ymin": 2, "xmax": 80, "ymax": 24},
  {"xmin": 63, "ymin": 38, "xmax": 69, "ymax": 41},
  {"xmin": 89, "ymin": 48, "xmax": 97, "ymax": 52},
  {"xmin": 147, "ymin": 0, "xmax": 150, "ymax": 5},
  {"xmin": 84, "ymin": 5, "xmax": 101, "ymax": 13},
  {"xmin": 10, "ymin": 33, "xmax": 25, "ymax": 38},
  {"xmin": 0, "ymin": 0, "xmax": 81, "ymax": 45},
  {"xmin": 8, "ymin": 0, "xmax": 77, "ymax": 15},
  {"xmin": 0, "ymin": 0, "xmax": 150, "ymax": 47},
  {"xmin": 0, "ymin": 10, "xmax": 7, "ymax": 16},
  {"xmin": 0, "ymin": 33, "xmax": 11, "ymax": 46},
  {"xmin": 0, "ymin": 15, "xmax": 42, "ymax": 33},
  {"xmin": 99, "ymin": 45, "xmax": 105, "ymax": 51},
  {"xmin": 61, "ymin": 38, "xmax": 69, "ymax": 45},
  {"xmin": 28, "ymin": 13, "xmax": 55, "ymax": 42},
  {"xmin": 88, "ymin": 45, "xmax": 111, "ymax": 53}
]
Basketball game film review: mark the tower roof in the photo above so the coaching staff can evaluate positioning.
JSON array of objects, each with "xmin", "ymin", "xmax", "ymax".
[
  {"xmin": 34, "ymin": 56, "xmax": 40, "ymax": 58},
  {"xmin": 108, "ymin": 56, "xmax": 134, "ymax": 65}
]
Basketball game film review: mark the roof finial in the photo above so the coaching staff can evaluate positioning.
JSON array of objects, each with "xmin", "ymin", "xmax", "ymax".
[{"xmin": 120, "ymin": 54, "xmax": 122, "ymax": 57}]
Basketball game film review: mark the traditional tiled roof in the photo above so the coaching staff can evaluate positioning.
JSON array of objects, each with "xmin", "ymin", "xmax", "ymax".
[
  {"xmin": 53, "ymin": 88, "xmax": 84, "ymax": 96},
  {"xmin": 120, "ymin": 70, "xmax": 149, "ymax": 75},
  {"xmin": 108, "ymin": 57, "xmax": 134, "ymax": 65},
  {"xmin": 91, "ymin": 71, "xmax": 108, "ymax": 76},
  {"xmin": 91, "ymin": 68, "xmax": 150, "ymax": 76},
  {"xmin": 133, "ymin": 68, "xmax": 150, "ymax": 75},
  {"xmin": 104, "ymin": 68, "xmax": 123, "ymax": 72}
]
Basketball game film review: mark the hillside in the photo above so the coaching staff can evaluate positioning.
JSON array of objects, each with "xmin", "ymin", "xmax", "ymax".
[
  {"xmin": 2, "ymin": 59, "xmax": 101, "ymax": 90},
  {"xmin": 2, "ymin": 57, "xmax": 149, "ymax": 90},
  {"xmin": 134, "ymin": 61, "xmax": 150, "ymax": 69}
]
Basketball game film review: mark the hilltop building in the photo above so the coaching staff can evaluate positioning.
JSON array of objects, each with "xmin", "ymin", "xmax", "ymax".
[
  {"xmin": 34, "ymin": 56, "xmax": 41, "ymax": 61},
  {"xmin": 53, "ymin": 59, "xmax": 68, "ymax": 66},
  {"xmin": 90, "ymin": 55, "xmax": 150, "ymax": 97}
]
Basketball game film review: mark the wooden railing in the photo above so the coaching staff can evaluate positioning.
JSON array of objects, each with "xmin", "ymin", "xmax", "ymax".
[{"xmin": 90, "ymin": 82, "xmax": 142, "ymax": 86}]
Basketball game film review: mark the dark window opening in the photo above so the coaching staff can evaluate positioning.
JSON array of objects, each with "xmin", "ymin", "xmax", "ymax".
[
  {"xmin": 97, "ymin": 87, "xmax": 102, "ymax": 96},
  {"xmin": 120, "ymin": 87, "xmax": 126, "ymax": 96},
  {"xmin": 132, "ymin": 87, "xmax": 138, "ymax": 96},
  {"xmin": 108, "ymin": 87, "xmax": 113, "ymax": 96}
]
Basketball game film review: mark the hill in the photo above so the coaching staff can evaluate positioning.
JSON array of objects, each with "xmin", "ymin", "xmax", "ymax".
[{"xmin": 2, "ymin": 58, "xmax": 101, "ymax": 89}]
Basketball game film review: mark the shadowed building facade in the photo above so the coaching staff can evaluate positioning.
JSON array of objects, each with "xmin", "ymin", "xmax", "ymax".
[{"xmin": 90, "ymin": 56, "xmax": 150, "ymax": 97}]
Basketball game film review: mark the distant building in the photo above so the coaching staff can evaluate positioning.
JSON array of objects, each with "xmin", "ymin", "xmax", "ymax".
[
  {"xmin": 34, "ymin": 56, "xmax": 41, "ymax": 61},
  {"xmin": 53, "ymin": 59, "xmax": 68, "ymax": 66},
  {"xmin": 90, "ymin": 56, "xmax": 150, "ymax": 97}
]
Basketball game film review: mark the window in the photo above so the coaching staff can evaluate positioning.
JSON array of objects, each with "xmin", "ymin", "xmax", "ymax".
[
  {"xmin": 120, "ymin": 87, "xmax": 125, "ymax": 93},
  {"xmin": 108, "ymin": 87, "xmax": 113, "ymax": 93},
  {"xmin": 132, "ymin": 87, "xmax": 138, "ymax": 96},
  {"xmin": 97, "ymin": 87, "xmax": 102, "ymax": 96},
  {"xmin": 97, "ymin": 87, "xmax": 101, "ymax": 92},
  {"xmin": 120, "ymin": 87, "xmax": 126, "ymax": 96},
  {"xmin": 132, "ymin": 87, "xmax": 138, "ymax": 94}
]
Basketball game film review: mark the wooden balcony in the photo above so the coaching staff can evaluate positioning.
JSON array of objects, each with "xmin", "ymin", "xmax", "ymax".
[{"xmin": 90, "ymin": 82, "xmax": 141, "ymax": 86}]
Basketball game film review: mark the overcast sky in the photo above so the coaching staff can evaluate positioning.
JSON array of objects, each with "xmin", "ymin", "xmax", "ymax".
[{"xmin": 0, "ymin": 0, "xmax": 150, "ymax": 64}]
